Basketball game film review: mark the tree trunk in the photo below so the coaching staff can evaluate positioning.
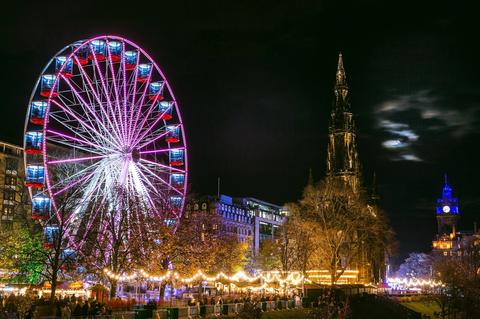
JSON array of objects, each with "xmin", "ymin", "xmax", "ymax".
[
  {"xmin": 50, "ymin": 274, "xmax": 58, "ymax": 305},
  {"xmin": 331, "ymin": 255, "xmax": 337, "ymax": 286},
  {"xmin": 110, "ymin": 280, "xmax": 118, "ymax": 298},
  {"xmin": 159, "ymin": 281, "xmax": 167, "ymax": 300}
]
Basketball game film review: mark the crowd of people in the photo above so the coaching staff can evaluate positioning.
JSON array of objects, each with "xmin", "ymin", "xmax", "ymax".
[
  {"xmin": 1, "ymin": 291, "xmax": 303, "ymax": 319},
  {"xmin": 185, "ymin": 292, "xmax": 302, "ymax": 307},
  {"xmin": 0, "ymin": 294, "xmax": 113, "ymax": 319}
]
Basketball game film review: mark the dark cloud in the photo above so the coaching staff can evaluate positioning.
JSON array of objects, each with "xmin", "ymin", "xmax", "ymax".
[{"xmin": 375, "ymin": 90, "xmax": 480, "ymax": 162}]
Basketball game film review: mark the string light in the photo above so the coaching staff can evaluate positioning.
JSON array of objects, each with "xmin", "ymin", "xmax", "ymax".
[
  {"xmin": 387, "ymin": 277, "xmax": 443, "ymax": 288},
  {"xmin": 102, "ymin": 268, "xmax": 307, "ymax": 286}
]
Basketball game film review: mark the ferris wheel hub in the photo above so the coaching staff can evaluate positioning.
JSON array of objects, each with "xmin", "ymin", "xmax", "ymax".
[{"xmin": 131, "ymin": 148, "xmax": 140, "ymax": 163}]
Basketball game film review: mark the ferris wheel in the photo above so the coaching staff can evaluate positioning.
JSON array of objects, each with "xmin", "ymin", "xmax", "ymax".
[{"xmin": 23, "ymin": 36, "xmax": 188, "ymax": 255}]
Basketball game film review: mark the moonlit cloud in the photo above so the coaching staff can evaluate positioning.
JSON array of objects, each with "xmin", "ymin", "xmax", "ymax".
[
  {"xmin": 400, "ymin": 154, "xmax": 422, "ymax": 162},
  {"xmin": 382, "ymin": 139, "xmax": 408, "ymax": 149},
  {"xmin": 374, "ymin": 90, "xmax": 479, "ymax": 162},
  {"xmin": 378, "ymin": 119, "xmax": 421, "ymax": 160}
]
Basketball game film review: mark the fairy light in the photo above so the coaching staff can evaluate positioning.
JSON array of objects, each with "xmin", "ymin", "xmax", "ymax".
[
  {"xmin": 387, "ymin": 277, "xmax": 443, "ymax": 289},
  {"xmin": 102, "ymin": 268, "xmax": 307, "ymax": 286}
]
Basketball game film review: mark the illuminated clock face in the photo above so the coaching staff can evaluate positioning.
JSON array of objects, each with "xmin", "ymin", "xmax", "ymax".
[{"xmin": 443, "ymin": 205, "xmax": 451, "ymax": 213}]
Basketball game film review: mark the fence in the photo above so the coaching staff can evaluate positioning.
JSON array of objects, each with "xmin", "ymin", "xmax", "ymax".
[
  {"xmin": 154, "ymin": 300, "xmax": 301, "ymax": 319},
  {"xmin": 35, "ymin": 314, "xmax": 136, "ymax": 319}
]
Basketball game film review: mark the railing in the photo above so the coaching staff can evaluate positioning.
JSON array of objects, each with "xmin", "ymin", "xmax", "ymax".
[
  {"xmin": 154, "ymin": 300, "xmax": 301, "ymax": 318},
  {"xmin": 35, "ymin": 312, "xmax": 136, "ymax": 319}
]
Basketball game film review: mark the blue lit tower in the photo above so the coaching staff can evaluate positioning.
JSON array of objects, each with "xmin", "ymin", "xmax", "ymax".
[
  {"xmin": 436, "ymin": 174, "xmax": 459, "ymax": 236},
  {"xmin": 326, "ymin": 53, "xmax": 361, "ymax": 193}
]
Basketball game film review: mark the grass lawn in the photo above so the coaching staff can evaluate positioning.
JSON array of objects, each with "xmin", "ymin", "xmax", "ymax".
[
  {"xmin": 401, "ymin": 300, "xmax": 441, "ymax": 317},
  {"xmin": 261, "ymin": 309, "xmax": 311, "ymax": 319}
]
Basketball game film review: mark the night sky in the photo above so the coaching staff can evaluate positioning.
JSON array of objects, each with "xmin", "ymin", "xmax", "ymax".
[{"xmin": 1, "ymin": 1, "xmax": 479, "ymax": 265}]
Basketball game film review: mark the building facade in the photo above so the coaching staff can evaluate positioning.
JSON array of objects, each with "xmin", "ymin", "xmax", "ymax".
[
  {"xmin": 241, "ymin": 197, "xmax": 283, "ymax": 254},
  {"xmin": 0, "ymin": 141, "xmax": 28, "ymax": 227},
  {"xmin": 185, "ymin": 194, "xmax": 285, "ymax": 255}
]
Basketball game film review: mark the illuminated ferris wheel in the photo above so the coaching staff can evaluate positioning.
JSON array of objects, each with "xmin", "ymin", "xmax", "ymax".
[{"xmin": 23, "ymin": 35, "xmax": 188, "ymax": 254}]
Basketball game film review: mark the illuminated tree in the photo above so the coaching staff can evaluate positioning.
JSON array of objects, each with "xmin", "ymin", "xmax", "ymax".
[
  {"xmin": 396, "ymin": 252, "xmax": 433, "ymax": 279},
  {"xmin": 255, "ymin": 239, "xmax": 282, "ymax": 271},
  {"xmin": 0, "ymin": 226, "xmax": 43, "ymax": 284},
  {"xmin": 433, "ymin": 236, "xmax": 480, "ymax": 318},
  {"xmin": 147, "ymin": 205, "xmax": 249, "ymax": 297},
  {"xmin": 292, "ymin": 179, "xmax": 391, "ymax": 284},
  {"xmin": 81, "ymin": 191, "xmax": 158, "ymax": 298},
  {"xmin": 22, "ymin": 190, "xmax": 78, "ymax": 303}
]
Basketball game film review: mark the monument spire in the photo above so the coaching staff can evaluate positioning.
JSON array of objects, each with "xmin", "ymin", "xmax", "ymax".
[
  {"xmin": 327, "ymin": 53, "xmax": 360, "ymax": 193},
  {"xmin": 336, "ymin": 52, "xmax": 347, "ymax": 88}
]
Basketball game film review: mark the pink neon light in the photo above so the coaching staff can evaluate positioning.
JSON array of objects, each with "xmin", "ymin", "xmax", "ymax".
[
  {"xmin": 106, "ymin": 39, "xmax": 126, "ymax": 140},
  {"xmin": 139, "ymin": 147, "xmax": 185, "ymax": 155},
  {"xmin": 46, "ymin": 128, "xmax": 109, "ymax": 153},
  {"xmin": 130, "ymin": 95, "xmax": 169, "ymax": 146},
  {"xmin": 128, "ymin": 70, "xmax": 152, "ymax": 145},
  {"xmin": 136, "ymin": 125, "xmax": 178, "ymax": 150},
  {"xmin": 53, "ymin": 169, "xmax": 97, "ymax": 197},
  {"xmin": 89, "ymin": 42, "xmax": 125, "ymax": 145},
  {"xmin": 126, "ymin": 50, "xmax": 141, "ymax": 145},
  {"xmin": 140, "ymin": 158, "xmax": 185, "ymax": 173},
  {"xmin": 49, "ymin": 99, "xmax": 113, "ymax": 150},
  {"xmin": 59, "ymin": 72, "xmax": 122, "ymax": 149},
  {"xmin": 47, "ymin": 154, "xmax": 107, "ymax": 164}
]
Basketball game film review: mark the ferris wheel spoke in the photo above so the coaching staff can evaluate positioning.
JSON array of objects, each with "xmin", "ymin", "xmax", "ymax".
[
  {"xmin": 52, "ymin": 167, "xmax": 99, "ymax": 197},
  {"xmin": 47, "ymin": 158, "xmax": 104, "ymax": 192},
  {"xmin": 61, "ymin": 67, "xmax": 106, "ymax": 130},
  {"xmin": 134, "ymin": 165, "xmax": 167, "ymax": 200},
  {"xmin": 49, "ymin": 99, "xmax": 118, "ymax": 150},
  {"xmin": 129, "ymin": 96, "xmax": 166, "ymax": 146},
  {"xmin": 139, "ymin": 147, "xmax": 185, "ymax": 155},
  {"xmin": 71, "ymin": 72, "xmax": 107, "ymax": 141},
  {"xmin": 46, "ymin": 136, "xmax": 105, "ymax": 157},
  {"xmin": 137, "ymin": 162, "xmax": 183, "ymax": 196},
  {"xmin": 106, "ymin": 40, "xmax": 126, "ymax": 139},
  {"xmin": 47, "ymin": 154, "xmax": 109, "ymax": 165},
  {"xmin": 125, "ymin": 51, "xmax": 141, "ymax": 144},
  {"xmin": 48, "ymin": 110, "xmax": 114, "ymax": 152},
  {"xmin": 131, "ymin": 104, "xmax": 175, "ymax": 147},
  {"xmin": 121, "ymin": 41, "xmax": 130, "ymax": 148},
  {"xmin": 75, "ymin": 177, "xmax": 110, "ymax": 247},
  {"xmin": 55, "ymin": 93, "xmax": 99, "ymax": 142},
  {"xmin": 65, "ymin": 176, "xmax": 101, "ymax": 230},
  {"xmin": 128, "ymin": 164, "xmax": 157, "ymax": 212},
  {"xmin": 89, "ymin": 45, "xmax": 125, "ymax": 146},
  {"xmin": 139, "ymin": 158, "xmax": 186, "ymax": 174},
  {"xmin": 128, "ymin": 71, "xmax": 152, "ymax": 145},
  {"xmin": 70, "ymin": 59, "xmax": 124, "ymax": 146},
  {"xmin": 136, "ymin": 127, "xmax": 172, "ymax": 150},
  {"xmin": 46, "ymin": 129, "xmax": 114, "ymax": 155}
]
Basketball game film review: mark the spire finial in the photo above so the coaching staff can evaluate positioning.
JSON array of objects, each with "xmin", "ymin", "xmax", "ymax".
[
  {"xmin": 336, "ymin": 52, "xmax": 347, "ymax": 87},
  {"xmin": 444, "ymin": 173, "xmax": 448, "ymax": 185}
]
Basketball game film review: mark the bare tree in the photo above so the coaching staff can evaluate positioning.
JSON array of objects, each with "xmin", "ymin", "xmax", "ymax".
[
  {"xmin": 80, "ymin": 191, "xmax": 159, "ymax": 298},
  {"xmin": 296, "ymin": 179, "xmax": 388, "ymax": 284}
]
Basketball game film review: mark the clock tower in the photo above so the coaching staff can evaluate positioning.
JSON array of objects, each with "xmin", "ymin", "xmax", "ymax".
[{"xmin": 436, "ymin": 175, "xmax": 459, "ymax": 236}]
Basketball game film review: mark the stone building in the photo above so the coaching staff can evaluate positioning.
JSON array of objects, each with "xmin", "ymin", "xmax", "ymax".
[{"xmin": 0, "ymin": 140, "xmax": 29, "ymax": 227}]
